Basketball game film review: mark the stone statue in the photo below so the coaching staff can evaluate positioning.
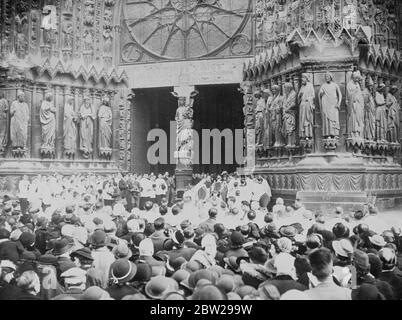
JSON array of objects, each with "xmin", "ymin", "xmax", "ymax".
[
  {"xmin": 282, "ymin": 82, "xmax": 297, "ymax": 147},
  {"xmin": 40, "ymin": 91, "xmax": 56, "ymax": 157},
  {"xmin": 346, "ymin": 71, "xmax": 364, "ymax": 140},
  {"xmin": 0, "ymin": 94, "xmax": 9, "ymax": 155},
  {"xmin": 63, "ymin": 95, "xmax": 78, "ymax": 159},
  {"xmin": 79, "ymin": 95, "xmax": 95, "ymax": 159},
  {"xmin": 83, "ymin": 30, "xmax": 94, "ymax": 52},
  {"xmin": 270, "ymin": 85, "xmax": 284, "ymax": 147},
  {"xmin": 10, "ymin": 90, "xmax": 30, "ymax": 158},
  {"xmin": 41, "ymin": 5, "xmax": 57, "ymax": 46},
  {"xmin": 299, "ymin": 73, "xmax": 315, "ymax": 141},
  {"xmin": 98, "ymin": 95, "xmax": 113, "ymax": 160},
  {"xmin": 319, "ymin": 72, "xmax": 342, "ymax": 138},
  {"xmin": 362, "ymin": 76, "xmax": 376, "ymax": 142},
  {"xmin": 375, "ymin": 83, "xmax": 388, "ymax": 143},
  {"xmin": 343, "ymin": 0, "xmax": 357, "ymax": 30},
  {"xmin": 174, "ymin": 91, "xmax": 197, "ymax": 158},
  {"xmin": 62, "ymin": 21, "xmax": 74, "ymax": 49},
  {"xmin": 254, "ymin": 91, "xmax": 266, "ymax": 148},
  {"xmin": 386, "ymin": 86, "xmax": 400, "ymax": 143},
  {"xmin": 262, "ymin": 88, "xmax": 272, "ymax": 149}
]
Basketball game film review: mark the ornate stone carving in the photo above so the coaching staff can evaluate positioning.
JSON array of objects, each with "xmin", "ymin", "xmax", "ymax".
[
  {"xmin": 10, "ymin": 90, "xmax": 29, "ymax": 158},
  {"xmin": 62, "ymin": 20, "xmax": 74, "ymax": 50},
  {"xmin": 63, "ymin": 94, "xmax": 78, "ymax": 159},
  {"xmin": 172, "ymin": 90, "xmax": 198, "ymax": 164},
  {"xmin": 98, "ymin": 94, "xmax": 113, "ymax": 160},
  {"xmin": 319, "ymin": 72, "xmax": 342, "ymax": 139},
  {"xmin": 14, "ymin": 3, "xmax": 29, "ymax": 59},
  {"xmin": 40, "ymin": 91, "xmax": 56, "ymax": 159},
  {"xmin": 346, "ymin": 70, "xmax": 365, "ymax": 148},
  {"xmin": 386, "ymin": 85, "xmax": 400, "ymax": 144},
  {"xmin": 375, "ymin": 83, "xmax": 388, "ymax": 143},
  {"xmin": 41, "ymin": 5, "xmax": 57, "ymax": 54},
  {"xmin": 79, "ymin": 92, "xmax": 95, "ymax": 159},
  {"xmin": 254, "ymin": 90, "xmax": 266, "ymax": 149},
  {"xmin": 0, "ymin": 95, "xmax": 9, "ymax": 156},
  {"xmin": 362, "ymin": 75, "xmax": 376, "ymax": 144},
  {"xmin": 83, "ymin": 0, "xmax": 95, "ymax": 27},
  {"xmin": 299, "ymin": 73, "xmax": 315, "ymax": 152},
  {"xmin": 270, "ymin": 84, "xmax": 284, "ymax": 147},
  {"xmin": 282, "ymin": 82, "xmax": 297, "ymax": 148}
]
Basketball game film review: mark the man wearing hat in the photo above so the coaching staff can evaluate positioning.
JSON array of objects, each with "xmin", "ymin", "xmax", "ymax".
[
  {"xmin": 54, "ymin": 267, "xmax": 87, "ymax": 299},
  {"xmin": 378, "ymin": 248, "xmax": 402, "ymax": 299},
  {"xmin": 51, "ymin": 237, "xmax": 75, "ymax": 276},
  {"xmin": 106, "ymin": 258, "xmax": 139, "ymax": 300},
  {"xmin": 90, "ymin": 229, "xmax": 116, "ymax": 289},
  {"xmin": 353, "ymin": 249, "xmax": 395, "ymax": 300}
]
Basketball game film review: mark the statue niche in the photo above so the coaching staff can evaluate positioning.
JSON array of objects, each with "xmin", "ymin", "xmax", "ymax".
[
  {"xmin": 0, "ymin": 94, "xmax": 9, "ymax": 157},
  {"xmin": 63, "ymin": 95, "xmax": 78, "ymax": 159},
  {"xmin": 40, "ymin": 91, "xmax": 57, "ymax": 159},
  {"xmin": 98, "ymin": 95, "xmax": 113, "ymax": 160},
  {"xmin": 79, "ymin": 94, "xmax": 95, "ymax": 159},
  {"xmin": 299, "ymin": 73, "xmax": 316, "ymax": 152},
  {"xmin": 10, "ymin": 90, "xmax": 29, "ymax": 158},
  {"xmin": 319, "ymin": 72, "xmax": 342, "ymax": 151}
]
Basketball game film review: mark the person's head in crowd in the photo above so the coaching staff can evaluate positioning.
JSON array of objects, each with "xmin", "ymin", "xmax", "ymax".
[
  {"xmin": 332, "ymin": 223, "xmax": 350, "ymax": 239},
  {"xmin": 275, "ymin": 252, "xmax": 297, "ymax": 279},
  {"xmin": 16, "ymin": 270, "xmax": 41, "ymax": 297},
  {"xmin": 154, "ymin": 217, "xmax": 165, "ymax": 231},
  {"xmin": 171, "ymin": 206, "xmax": 181, "ymax": 216},
  {"xmin": 208, "ymin": 208, "xmax": 218, "ymax": 219},
  {"xmin": 214, "ymin": 223, "xmax": 226, "ymax": 239},
  {"xmin": 332, "ymin": 238, "xmax": 354, "ymax": 265},
  {"xmin": 306, "ymin": 233, "xmax": 323, "ymax": 252},
  {"xmin": 139, "ymin": 238, "xmax": 154, "ymax": 257},
  {"xmin": 144, "ymin": 201, "xmax": 153, "ymax": 212},
  {"xmin": 144, "ymin": 223, "xmax": 155, "ymax": 237},
  {"xmin": 159, "ymin": 206, "xmax": 168, "ymax": 216},
  {"xmin": 70, "ymin": 247, "xmax": 94, "ymax": 269},
  {"xmin": 60, "ymin": 267, "xmax": 87, "ymax": 291},
  {"xmin": 379, "ymin": 247, "xmax": 397, "ymax": 271},
  {"xmin": 309, "ymin": 248, "xmax": 333, "ymax": 282},
  {"xmin": 369, "ymin": 235, "xmax": 386, "ymax": 251}
]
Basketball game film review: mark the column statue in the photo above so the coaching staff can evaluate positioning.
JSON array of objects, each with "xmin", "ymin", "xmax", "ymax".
[
  {"xmin": 270, "ymin": 85, "xmax": 284, "ymax": 147},
  {"xmin": 79, "ymin": 95, "xmax": 95, "ymax": 159},
  {"xmin": 98, "ymin": 94, "xmax": 113, "ymax": 160},
  {"xmin": 40, "ymin": 91, "xmax": 57, "ymax": 158},
  {"xmin": 262, "ymin": 88, "xmax": 272, "ymax": 149},
  {"xmin": 319, "ymin": 72, "xmax": 342, "ymax": 138},
  {"xmin": 63, "ymin": 95, "xmax": 78, "ymax": 159},
  {"xmin": 299, "ymin": 73, "xmax": 316, "ymax": 142},
  {"xmin": 362, "ymin": 76, "xmax": 376, "ymax": 142},
  {"xmin": 254, "ymin": 91, "xmax": 266, "ymax": 148},
  {"xmin": 282, "ymin": 82, "xmax": 297, "ymax": 148},
  {"xmin": 10, "ymin": 90, "xmax": 29, "ymax": 158},
  {"xmin": 346, "ymin": 71, "xmax": 364, "ymax": 140},
  {"xmin": 386, "ymin": 85, "xmax": 400, "ymax": 144},
  {"xmin": 173, "ymin": 90, "xmax": 198, "ymax": 163},
  {"xmin": 375, "ymin": 83, "xmax": 388, "ymax": 143},
  {"xmin": 0, "ymin": 94, "xmax": 9, "ymax": 156}
]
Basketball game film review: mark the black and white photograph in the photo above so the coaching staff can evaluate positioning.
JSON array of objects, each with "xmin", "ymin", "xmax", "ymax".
[{"xmin": 0, "ymin": 0, "xmax": 401, "ymax": 305}]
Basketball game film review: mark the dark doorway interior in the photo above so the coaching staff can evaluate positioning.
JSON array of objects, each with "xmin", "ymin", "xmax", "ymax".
[
  {"xmin": 131, "ymin": 87, "xmax": 176, "ymax": 175},
  {"xmin": 131, "ymin": 84, "xmax": 244, "ymax": 175},
  {"xmin": 193, "ymin": 84, "xmax": 244, "ymax": 175}
]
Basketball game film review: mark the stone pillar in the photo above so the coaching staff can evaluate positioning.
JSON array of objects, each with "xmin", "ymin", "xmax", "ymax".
[{"xmin": 31, "ymin": 86, "xmax": 45, "ymax": 159}]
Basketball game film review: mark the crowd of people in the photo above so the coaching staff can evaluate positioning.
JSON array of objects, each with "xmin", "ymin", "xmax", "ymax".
[{"xmin": 0, "ymin": 171, "xmax": 401, "ymax": 300}]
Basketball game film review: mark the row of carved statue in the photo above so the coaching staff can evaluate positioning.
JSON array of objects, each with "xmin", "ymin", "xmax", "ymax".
[
  {"xmin": 245, "ymin": 71, "xmax": 401, "ymax": 154},
  {"xmin": 0, "ymin": 89, "xmax": 113, "ymax": 160}
]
